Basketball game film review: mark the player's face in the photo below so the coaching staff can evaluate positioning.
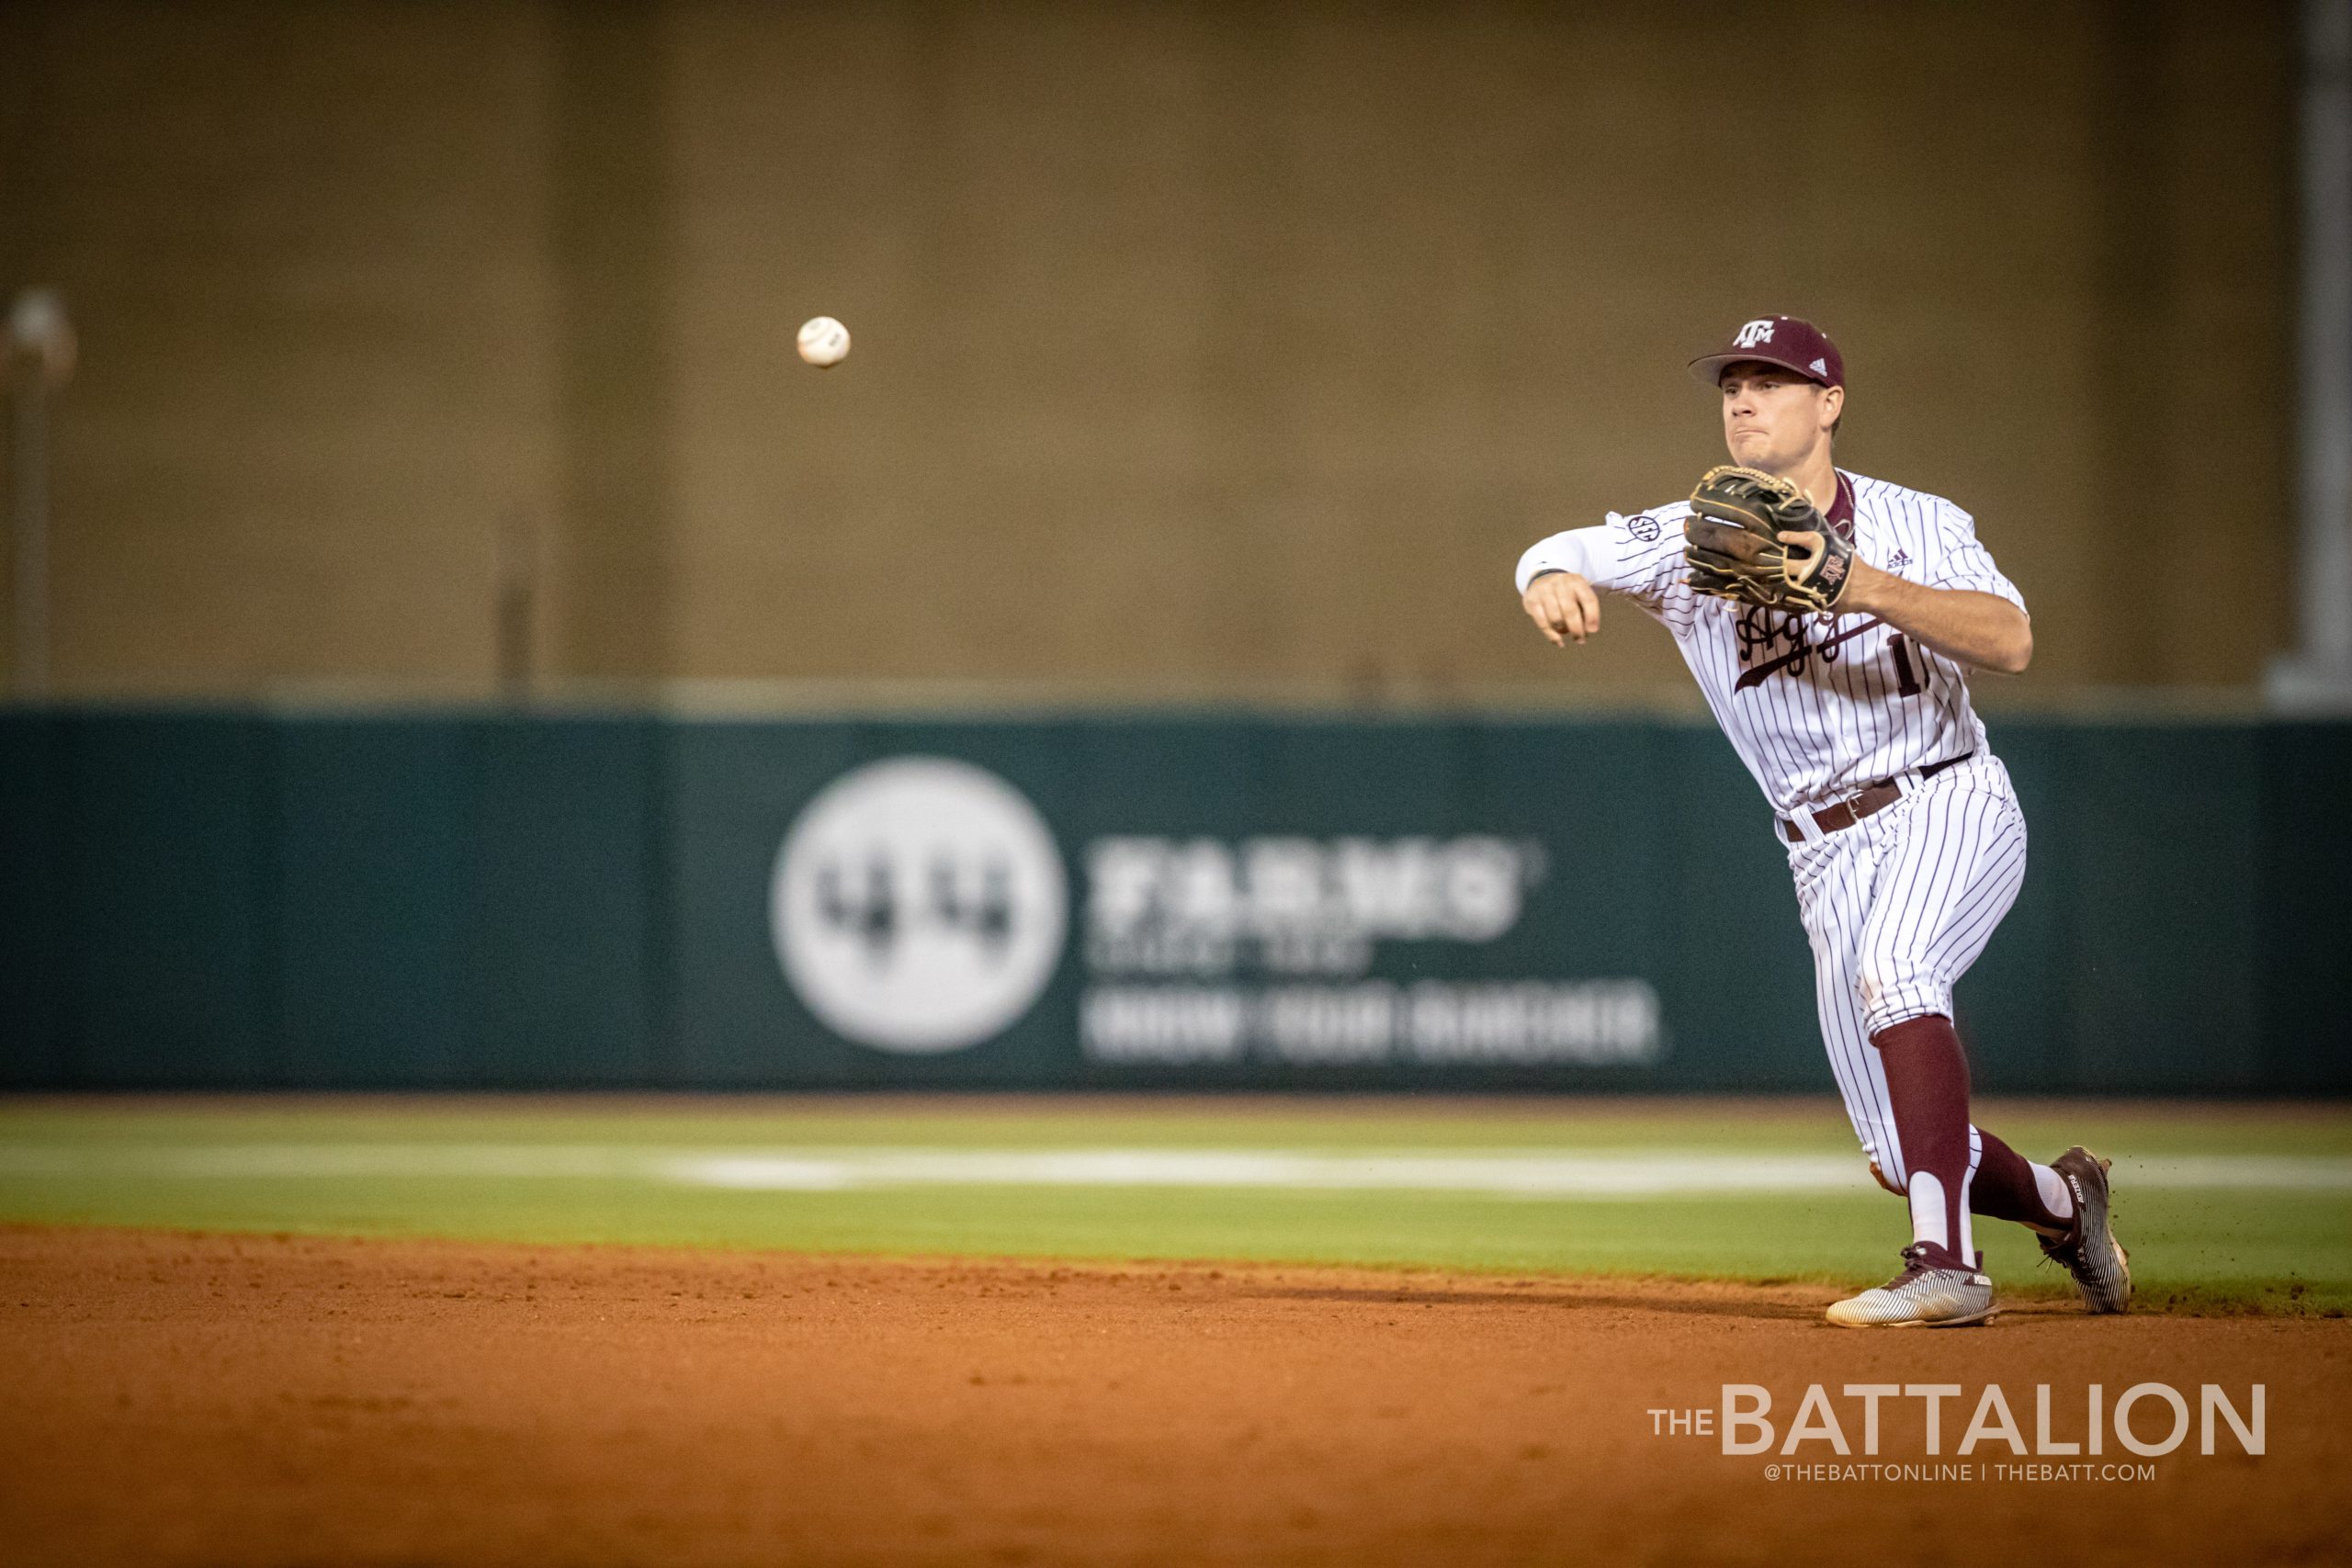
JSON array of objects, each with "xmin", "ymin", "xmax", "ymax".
[{"xmin": 1719, "ymin": 363, "xmax": 1839, "ymax": 472}]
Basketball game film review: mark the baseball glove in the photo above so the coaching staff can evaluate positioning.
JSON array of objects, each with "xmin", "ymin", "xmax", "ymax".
[{"xmin": 1681, "ymin": 465, "xmax": 1856, "ymax": 614}]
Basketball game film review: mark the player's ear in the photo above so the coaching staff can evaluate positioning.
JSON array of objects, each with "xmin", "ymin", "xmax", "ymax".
[{"xmin": 1818, "ymin": 384, "xmax": 1844, "ymax": 431}]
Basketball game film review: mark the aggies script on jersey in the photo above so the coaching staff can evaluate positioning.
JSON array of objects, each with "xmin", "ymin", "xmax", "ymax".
[{"xmin": 1728, "ymin": 489, "xmax": 1924, "ymax": 696}]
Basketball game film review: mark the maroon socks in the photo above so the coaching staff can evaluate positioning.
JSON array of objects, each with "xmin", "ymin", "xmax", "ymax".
[
  {"xmin": 1972, "ymin": 1129, "xmax": 2076, "ymax": 1237},
  {"xmin": 1870, "ymin": 1015, "xmax": 1980, "ymax": 1269},
  {"xmin": 1872, "ymin": 1014, "xmax": 2078, "ymax": 1262}
]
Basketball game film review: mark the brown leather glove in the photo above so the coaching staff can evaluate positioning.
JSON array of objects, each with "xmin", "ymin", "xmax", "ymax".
[{"xmin": 1681, "ymin": 465, "xmax": 1856, "ymax": 615}]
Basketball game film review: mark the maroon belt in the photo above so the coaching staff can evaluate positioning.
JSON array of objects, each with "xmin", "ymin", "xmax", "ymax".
[{"xmin": 1781, "ymin": 752, "xmax": 1973, "ymax": 844}]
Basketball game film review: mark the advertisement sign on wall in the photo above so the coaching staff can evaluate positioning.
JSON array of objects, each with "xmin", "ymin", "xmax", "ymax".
[{"xmin": 767, "ymin": 754, "xmax": 1661, "ymax": 1073}]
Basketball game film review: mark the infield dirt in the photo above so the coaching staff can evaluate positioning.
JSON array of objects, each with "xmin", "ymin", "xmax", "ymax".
[{"xmin": 2, "ymin": 1226, "xmax": 2342, "ymax": 1566}]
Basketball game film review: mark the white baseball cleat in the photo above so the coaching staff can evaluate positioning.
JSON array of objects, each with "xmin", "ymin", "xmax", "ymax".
[{"xmin": 1826, "ymin": 1245, "xmax": 1997, "ymax": 1327}]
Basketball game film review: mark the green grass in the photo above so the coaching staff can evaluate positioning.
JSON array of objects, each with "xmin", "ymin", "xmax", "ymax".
[{"xmin": 2, "ymin": 1096, "xmax": 2346, "ymax": 1312}]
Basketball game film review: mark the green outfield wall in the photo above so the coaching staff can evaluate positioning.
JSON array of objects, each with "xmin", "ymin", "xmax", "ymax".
[{"xmin": 2, "ymin": 708, "xmax": 2345, "ymax": 1095}]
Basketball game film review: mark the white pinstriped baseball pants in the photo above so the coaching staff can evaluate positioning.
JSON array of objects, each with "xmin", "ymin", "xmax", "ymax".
[{"xmin": 1788, "ymin": 754, "xmax": 2030, "ymax": 1190}]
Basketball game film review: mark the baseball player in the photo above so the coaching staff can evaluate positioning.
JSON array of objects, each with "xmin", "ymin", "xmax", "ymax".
[{"xmin": 1514, "ymin": 316, "xmax": 2131, "ymax": 1326}]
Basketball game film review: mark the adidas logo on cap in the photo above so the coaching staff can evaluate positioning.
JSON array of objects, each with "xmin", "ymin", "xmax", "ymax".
[{"xmin": 1810, "ymin": 358, "xmax": 1828, "ymax": 376}]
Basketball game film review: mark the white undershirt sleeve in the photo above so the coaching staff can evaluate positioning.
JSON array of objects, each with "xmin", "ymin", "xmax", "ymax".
[
  {"xmin": 1513, "ymin": 528, "xmax": 1608, "ymax": 594},
  {"xmin": 1513, "ymin": 511, "xmax": 1690, "ymax": 610}
]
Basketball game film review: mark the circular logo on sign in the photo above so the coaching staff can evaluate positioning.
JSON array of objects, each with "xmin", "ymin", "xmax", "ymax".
[{"xmin": 770, "ymin": 757, "xmax": 1067, "ymax": 1054}]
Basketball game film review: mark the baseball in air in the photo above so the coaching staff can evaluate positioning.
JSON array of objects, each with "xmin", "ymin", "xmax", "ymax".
[{"xmin": 797, "ymin": 316, "xmax": 851, "ymax": 368}]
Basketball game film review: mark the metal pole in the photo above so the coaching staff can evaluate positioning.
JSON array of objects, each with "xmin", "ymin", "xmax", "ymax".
[
  {"xmin": 2274, "ymin": 0, "xmax": 2352, "ymax": 708},
  {"xmin": 493, "ymin": 507, "xmax": 540, "ymax": 698},
  {"xmin": 11, "ymin": 368, "xmax": 47, "ymax": 695},
  {"xmin": 8, "ymin": 289, "xmax": 74, "ymax": 700}
]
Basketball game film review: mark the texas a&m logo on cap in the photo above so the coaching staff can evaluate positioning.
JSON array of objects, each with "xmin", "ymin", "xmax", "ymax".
[{"xmin": 1690, "ymin": 316, "xmax": 1845, "ymax": 389}]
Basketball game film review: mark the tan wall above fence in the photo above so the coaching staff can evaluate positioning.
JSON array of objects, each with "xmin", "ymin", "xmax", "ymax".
[{"xmin": 0, "ymin": 0, "xmax": 2296, "ymax": 701}]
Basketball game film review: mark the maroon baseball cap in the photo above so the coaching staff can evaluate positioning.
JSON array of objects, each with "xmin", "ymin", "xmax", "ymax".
[{"xmin": 1689, "ymin": 316, "xmax": 1844, "ymax": 389}]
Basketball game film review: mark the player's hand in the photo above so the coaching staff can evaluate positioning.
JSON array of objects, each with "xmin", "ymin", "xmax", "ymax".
[
  {"xmin": 1522, "ymin": 572, "xmax": 1600, "ymax": 647},
  {"xmin": 1780, "ymin": 531, "xmax": 1890, "ymax": 614}
]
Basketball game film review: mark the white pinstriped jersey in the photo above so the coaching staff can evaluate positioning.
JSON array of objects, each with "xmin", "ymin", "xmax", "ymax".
[{"xmin": 1514, "ymin": 469, "xmax": 2026, "ymax": 817}]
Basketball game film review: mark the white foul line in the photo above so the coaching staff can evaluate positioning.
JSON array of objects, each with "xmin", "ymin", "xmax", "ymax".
[{"xmin": 1, "ymin": 1145, "xmax": 2349, "ymax": 1199}]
